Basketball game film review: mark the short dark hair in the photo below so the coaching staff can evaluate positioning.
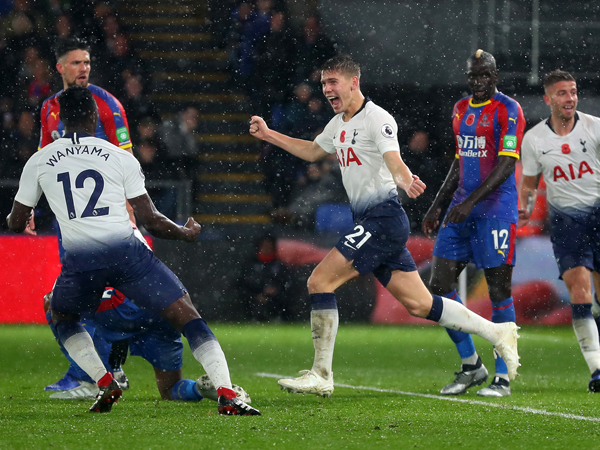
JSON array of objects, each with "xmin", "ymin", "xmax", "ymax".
[
  {"xmin": 543, "ymin": 70, "xmax": 575, "ymax": 89},
  {"xmin": 321, "ymin": 54, "xmax": 361, "ymax": 78},
  {"xmin": 54, "ymin": 36, "xmax": 91, "ymax": 61},
  {"xmin": 58, "ymin": 86, "xmax": 98, "ymax": 129}
]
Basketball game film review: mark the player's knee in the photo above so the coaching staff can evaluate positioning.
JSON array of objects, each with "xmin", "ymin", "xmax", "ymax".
[
  {"xmin": 488, "ymin": 284, "xmax": 511, "ymax": 302},
  {"xmin": 306, "ymin": 273, "xmax": 322, "ymax": 294},
  {"xmin": 400, "ymin": 296, "xmax": 431, "ymax": 318},
  {"xmin": 567, "ymin": 286, "xmax": 592, "ymax": 304},
  {"xmin": 307, "ymin": 271, "xmax": 332, "ymax": 294}
]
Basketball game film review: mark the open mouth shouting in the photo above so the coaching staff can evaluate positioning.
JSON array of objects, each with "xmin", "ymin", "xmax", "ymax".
[{"xmin": 327, "ymin": 96, "xmax": 341, "ymax": 111}]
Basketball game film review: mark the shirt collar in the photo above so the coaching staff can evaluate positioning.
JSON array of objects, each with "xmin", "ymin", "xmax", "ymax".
[{"xmin": 545, "ymin": 112, "xmax": 579, "ymax": 134}]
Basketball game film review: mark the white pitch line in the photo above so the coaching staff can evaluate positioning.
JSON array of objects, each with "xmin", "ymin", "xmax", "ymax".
[{"xmin": 256, "ymin": 372, "xmax": 600, "ymax": 423}]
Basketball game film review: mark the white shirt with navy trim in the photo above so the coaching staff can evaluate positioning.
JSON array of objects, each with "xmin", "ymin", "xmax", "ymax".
[
  {"xmin": 15, "ymin": 133, "xmax": 147, "ymax": 253},
  {"xmin": 521, "ymin": 111, "xmax": 600, "ymax": 213},
  {"xmin": 315, "ymin": 100, "xmax": 400, "ymax": 216}
]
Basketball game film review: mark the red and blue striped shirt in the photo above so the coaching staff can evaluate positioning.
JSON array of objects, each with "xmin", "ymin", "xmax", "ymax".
[
  {"xmin": 38, "ymin": 84, "xmax": 132, "ymax": 151},
  {"xmin": 450, "ymin": 92, "xmax": 526, "ymax": 223}
]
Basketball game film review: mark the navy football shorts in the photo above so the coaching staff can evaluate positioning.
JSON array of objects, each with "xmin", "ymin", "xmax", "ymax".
[
  {"xmin": 335, "ymin": 200, "xmax": 417, "ymax": 286},
  {"xmin": 549, "ymin": 206, "xmax": 600, "ymax": 277},
  {"xmin": 52, "ymin": 243, "xmax": 187, "ymax": 315}
]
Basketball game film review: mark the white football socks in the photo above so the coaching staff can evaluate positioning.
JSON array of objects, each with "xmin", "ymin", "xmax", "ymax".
[
  {"xmin": 191, "ymin": 340, "xmax": 233, "ymax": 390},
  {"xmin": 311, "ymin": 309, "xmax": 339, "ymax": 380},
  {"xmin": 438, "ymin": 297, "xmax": 503, "ymax": 345},
  {"xmin": 62, "ymin": 332, "xmax": 107, "ymax": 382},
  {"xmin": 573, "ymin": 315, "xmax": 600, "ymax": 373}
]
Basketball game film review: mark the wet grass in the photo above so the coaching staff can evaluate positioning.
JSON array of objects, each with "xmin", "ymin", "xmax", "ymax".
[{"xmin": 1, "ymin": 324, "xmax": 599, "ymax": 449}]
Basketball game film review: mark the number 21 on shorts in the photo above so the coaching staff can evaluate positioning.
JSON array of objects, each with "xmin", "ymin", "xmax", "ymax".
[{"xmin": 343, "ymin": 225, "xmax": 372, "ymax": 250}]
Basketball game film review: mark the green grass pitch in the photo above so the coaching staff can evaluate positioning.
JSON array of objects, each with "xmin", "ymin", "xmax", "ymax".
[{"xmin": 1, "ymin": 323, "xmax": 599, "ymax": 450}]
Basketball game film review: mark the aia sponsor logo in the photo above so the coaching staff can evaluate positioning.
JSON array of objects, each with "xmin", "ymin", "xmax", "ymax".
[
  {"xmin": 553, "ymin": 161, "xmax": 594, "ymax": 182},
  {"xmin": 336, "ymin": 147, "xmax": 362, "ymax": 167}
]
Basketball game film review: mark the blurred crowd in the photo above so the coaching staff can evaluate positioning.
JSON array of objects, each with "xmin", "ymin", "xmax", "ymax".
[
  {"xmin": 0, "ymin": 0, "xmax": 452, "ymax": 234},
  {"xmin": 0, "ymin": 0, "xmax": 143, "ymax": 177}
]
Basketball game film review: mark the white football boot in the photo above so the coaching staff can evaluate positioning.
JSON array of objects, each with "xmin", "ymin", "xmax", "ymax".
[
  {"xmin": 477, "ymin": 377, "xmax": 511, "ymax": 397},
  {"xmin": 278, "ymin": 370, "xmax": 334, "ymax": 397},
  {"xmin": 49, "ymin": 381, "xmax": 99, "ymax": 399},
  {"xmin": 493, "ymin": 322, "xmax": 521, "ymax": 380}
]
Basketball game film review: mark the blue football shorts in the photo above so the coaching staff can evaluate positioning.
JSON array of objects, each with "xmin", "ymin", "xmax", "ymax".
[
  {"xmin": 91, "ymin": 294, "xmax": 185, "ymax": 372},
  {"xmin": 52, "ymin": 242, "xmax": 187, "ymax": 315},
  {"xmin": 433, "ymin": 217, "xmax": 516, "ymax": 269},
  {"xmin": 335, "ymin": 200, "xmax": 417, "ymax": 286},
  {"xmin": 549, "ymin": 206, "xmax": 600, "ymax": 277},
  {"xmin": 126, "ymin": 328, "xmax": 184, "ymax": 372}
]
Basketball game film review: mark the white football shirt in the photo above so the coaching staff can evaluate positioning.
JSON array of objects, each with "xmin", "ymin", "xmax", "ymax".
[
  {"xmin": 521, "ymin": 112, "xmax": 600, "ymax": 213},
  {"xmin": 15, "ymin": 133, "xmax": 147, "ymax": 254},
  {"xmin": 315, "ymin": 100, "xmax": 400, "ymax": 216}
]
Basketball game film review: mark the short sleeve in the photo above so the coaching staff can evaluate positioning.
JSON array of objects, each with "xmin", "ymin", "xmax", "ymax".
[
  {"xmin": 122, "ymin": 153, "xmax": 148, "ymax": 199},
  {"xmin": 498, "ymin": 98, "xmax": 525, "ymax": 159},
  {"xmin": 591, "ymin": 115, "xmax": 600, "ymax": 159},
  {"xmin": 38, "ymin": 99, "xmax": 50, "ymax": 150},
  {"xmin": 314, "ymin": 117, "xmax": 338, "ymax": 154},
  {"xmin": 14, "ymin": 156, "xmax": 43, "ymax": 208},
  {"xmin": 520, "ymin": 131, "xmax": 541, "ymax": 177},
  {"xmin": 366, "ymin": 109, "xmax": 400, "ymax": 155},
  {"xmin": 93, "ymin": 87, "xmax": 132, "ymax": 150}
]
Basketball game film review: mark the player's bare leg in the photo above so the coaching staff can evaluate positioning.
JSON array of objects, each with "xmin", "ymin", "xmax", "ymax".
[{"xmin": 278, "ymin": 248, "xmax": 358, "ymax": 397}]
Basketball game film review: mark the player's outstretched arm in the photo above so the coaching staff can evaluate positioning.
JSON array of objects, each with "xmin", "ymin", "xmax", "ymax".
[
  {"xmin": 128, "ymin": 193, "xmax": 200, "ymax": 242},
  {"xmin": 6, "ymin": 201, "xmax": 34, "ymax": 234},
  {"xmin": 249, "ymin": 116, "xmax": 329, "ymax": 162}
]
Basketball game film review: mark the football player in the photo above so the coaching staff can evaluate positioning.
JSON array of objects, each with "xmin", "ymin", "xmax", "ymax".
[
  {"xmin": 519, "ymin": 70, "xmax": 600, "ymax": 392},
  {"xmin": 250, "ymin": 54, "xmax": 520, "ymax": 398},
  {"xmin": 423, "ymin": 50, "xmax": 525, "ymax": 397},
  {"xmin": 38, "ymin": 36, "xmax": 134, "ymax": 396},
  {"xmin": 8, "ymin": 86, "xmax": 259, "ymax": 415}
]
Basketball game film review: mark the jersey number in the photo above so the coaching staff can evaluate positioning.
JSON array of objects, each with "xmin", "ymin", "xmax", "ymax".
[
  {"xmin": 344, "ymin": 225, "xmax": 372, "ymax": 249},
  {"xmin": 491, "ymin": 229, "xmax": 509, "ymax": 250},
  {"xmin": 57, "ymin": 170, "xmax": 109, "ymax": 219}
]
